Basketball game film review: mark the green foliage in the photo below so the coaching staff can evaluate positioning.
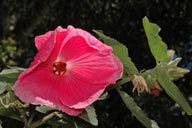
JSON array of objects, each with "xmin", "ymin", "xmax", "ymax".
[
  {"xmin": 0, "ymin": 16, "xmax": 191, "ymax": 128},
  {"xmin": 35, "ymin": 106, "xmax": 57, "ymax": 114},
  {"xmin": 98, "ymin": 92, "xmax": 109, "ymax": 100},
  {"xmin": 0, "ymin": 82, "xmax": 6, "ymax": 94},
  {"xmin": 0, "ymin": 67, "xmax": 25, "ymax": 79},
  {"xmin": 167, "ymin": 57, "xmax": 182, "ymax": 68},
  {"xmin": 0, "ymin": 38, "xmax": 24, "ymax": 70},
  {"xmin": 1, "ymin": 1, "xmax": 192, "ymax": 128},
  {"xmin": 142, "ymin": 17, "xmax": 168, "ymax": 62},
  {"xmin": 79, "ymin": 106, "xmax": 98, "ymax": 126},
  {"xmin": 156, "ymin": 67, "xmax": 192, "ymax": 115},
  {"xmin": 93, "ymin": 30, "xmax": 139, "ymax": 75},
  {"xmin": 117, "ymin": 89, "xmax": 159, "ymax": 128},
  {"xmin": 142, "ymin": 17, "xmax": 192, "ymax": 116},
  {"xmin": 0, "ymin": 107, "xmax": 23, "ymax": 122}
]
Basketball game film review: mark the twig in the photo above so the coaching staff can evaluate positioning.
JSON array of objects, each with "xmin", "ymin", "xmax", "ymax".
[
  {"xmin": 29, "ymin": 111, "xmax": 63, "ymax": 128},
  {"xmin": 27, "ymin": 113, "xmax": 35, "ymax": 127},
  {"xmin": 17, "ymin": 108, "xmax": 28, "ymax": 128}
]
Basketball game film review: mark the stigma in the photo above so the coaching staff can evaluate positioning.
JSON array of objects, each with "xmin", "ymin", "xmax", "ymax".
[{"xmin": 52, "ymin": 61, "xmax": 67, "ymax": 76}]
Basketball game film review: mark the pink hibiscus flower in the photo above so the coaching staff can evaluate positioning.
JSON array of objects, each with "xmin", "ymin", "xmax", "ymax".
[{"xmin": 14, "ymin": 26, "xmax": 123, "ymax": 116}]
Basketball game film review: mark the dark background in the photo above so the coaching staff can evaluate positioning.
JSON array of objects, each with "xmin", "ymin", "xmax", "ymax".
[{"xmin": 0, "ymin": 0, "xmax": 192, "ymax": 128}]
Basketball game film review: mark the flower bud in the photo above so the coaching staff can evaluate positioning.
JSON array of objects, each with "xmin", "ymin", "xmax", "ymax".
[
  {"xmin": 132, "ymin": 75, "xmax": 148, "ymax": 96},
  {"xmin": 168, "ymin": 67, "xmax": 190, "ymax": 79},
  {"xmin": 167, "ymin": 50, "xmax": 175, "ymax": 60}
]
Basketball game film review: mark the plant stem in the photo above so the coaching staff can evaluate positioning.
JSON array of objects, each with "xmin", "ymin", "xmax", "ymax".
[
  {"xmin": 17, "ymin": 108, "xmax": 28, "ymax": 128},
  {"xmin": 27, "ymin": 113, "xmax": 35, "ymax": 127},
  {"xmin": 29, "ymin": 111, "xmax": 63, "ymax": 128}
]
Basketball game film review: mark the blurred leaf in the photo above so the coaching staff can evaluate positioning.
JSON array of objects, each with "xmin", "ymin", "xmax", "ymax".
[
  {"xmin": 156, "ymin": 67, "xmax": 192, "ymax": 115},
  {"xmin": 10, "ymin": 100, "xmax": 29, "ymax": 109},
  {"xmin": 125, "ymin": 57, "xmax": 139, "ymax": 75},
  {"xmin": 116, "ymin": 77, "xmax": 132, "ymax": 86},
  {"xmin": 145, "ymin": 75, "xmax": 162, "ymax": 91},
  {"xmin": 142, "ymin": 16, "xmax": 168, "ymax": 62},
  {"xmin": 151, "ymin": 120, "xmax": 159, "ymax": 128},
  {"xmin": 93, "ymin": 30, "xmax": 139, "ymax": 75},
  {"xmin": 117, "ymin": 89, "xmax": 159, "ymax": 128},
  {"xmin": 0, "ymin": 76, "xmax": 16, "ymax": 84},
  {"xmin": 168, "ymin": 67, "xmax": 190, "ymax": 80},
  {"xmin": 5, "ymin": 83, "xmax": 13, "ymax": 91},
  {"xmin": 0, "ymin": 92, "xmax": 11, "ymax": 107},
  {"xmin": 0, "ymin": 82, "xmax": 7, "ymax": 94},
  {"xmin": 0, "ymin": 67, "xmax": 25, "ymax": 79},
  {"xmin": 35, "ymin": 106, "xmax": 57, "ymax": 114},
  {"xmin": 56, "ymin": 119, "xmax": 68, "ymax": 125},
  {"xmin": 98, "ymin": 92, "xmax": 109, "ymax": 100},
  {"xmin": 0, "ymin": 120, "xmax": 2, "ymax": 128},
  {"xmin": 122, "ymin": 69, "xmax": 128, "ymax": 78},
  {"xmin": 0, "ymin": 107, "xmax": 23, "ymax": 122},
  {"xmin": 0, "ymin": 91, "xmax": 16, "ymax": 108},
  {"xmin": 93, "ymin": 29, "xmax": 128, "ymax": 57},
  {"xmin": 0, "ymin": 67, "xmax": 25, "ymax": 85},
  {"xmin": 79, "ymin": 106, "xmax": 98, "ymax": 126},
  {"xmin": 167, "ymin": 57, "xmax": 182, "ymax": 68}
]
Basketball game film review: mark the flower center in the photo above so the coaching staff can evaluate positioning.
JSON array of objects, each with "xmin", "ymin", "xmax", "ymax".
[{"xmin": 52, "ymin": 62, "xmax": 67, "ymax": 76}]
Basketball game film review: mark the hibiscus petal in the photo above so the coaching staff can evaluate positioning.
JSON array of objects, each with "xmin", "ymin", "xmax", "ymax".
[
  {"xmin": 30, "ymin": 31, "xmax": 55, "ymax": 67},
  {"xmin": 58, "ymin": 35, "xmax": 123, "ymax": 109},
  {"xmin": 14, "ymin": 64, "xmax": 58, "ymax": 108},
  {"xmin": 30, "ymin": 26, "xmax": 67, "ymax": 69},
  {"xmin": 35, "ymin": 31, "xmax": 53, "ymax": 50},
  {"xmin": 59, "ymin": 26, "xmax": 113, "ymax": 59},
  {"xmin": 34, "ymin": 26, "xmax": 65, "ymax": 50},
  {"xmin": 57, "ymin": 102, "xmax": 83, "ymax": 116},
  {"xmin": 14, "ymin": 62, "xmax": 84, "ymax": 116}
]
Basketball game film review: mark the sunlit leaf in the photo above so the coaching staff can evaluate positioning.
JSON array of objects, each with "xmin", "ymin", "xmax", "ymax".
[
  {"xmin": 98, "ymin": 92, "xmax": 109, "ymax": 100},
  {"xmin": 156, "ymin": 67, "xmax": 192, "ymax": 115},
  {"xmin": 0, "ymin": 91, "xmax": 17, "ymax": 108},
  {"xmin": 93, "ymin": 29, "xmax": 128, "ymax": 57},
  {"xmin": 167, "ymin": 57, "xmax": 182, "ymax": 68},
  {"xmin": 79, "ymin": 106, "xmax": 98, "ymax": 126},
  {"xmin": 35, "ymin": 106, "xmax": 57, "ymax": 114},
  {"xmin": 142, "ymin": 17, "xmax": 168, "ymax": 62},
  {"xmin": 0, "ymin": 120, "xmax": 2, "ymax": 128},
  {"xmin": 0, "ymin": 67, "xmax": 25, "ymax": 79},
  {"xmin": 0, "ymin": 82, "xmax": 6, "ymax": 94},
  {"xmin": 125, "ymin": 57, "xmax": 139, "ymax": 75},
  {"xmin": 117, "ymin": 89, "xmax": 159, "ymax": 128},
  {"xmin": 93, "ymin": 30, "xmax": 139, "ymax": 75}
]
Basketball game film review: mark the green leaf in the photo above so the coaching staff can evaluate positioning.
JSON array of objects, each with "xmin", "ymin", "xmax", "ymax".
[
  {"xmin": 0, "ymin": 107, "xmax": 23, "ymax": 122},
  {"xmin": 167, "ymin": 57, "xmax": 182, "ymax": 68},
  {"xmin": 98, "ymin": 92, "xmax": 109, "ymax": 100},
  {"xmin": 0, "ymin": 67, "xmax": 25, "ymax": 79},
  {"xmin": 142, "ymin": 16, "xmax": 168, "ymax": 62},
  {"xmin": 0, "ymin": 91, "xmax": 17, "ymax": 108},
  {"xmin": 93, "ymin": 29, "xmax": 128, "ymax": 57},
  {"xmin": 117, "ymin": 89, "xmax": 159, "ymax": 128},
  {"xmin": 125, "ymin": 57, "xmax": 139, "ymax": 75},
  {"xmin": 0, "ymin": 67, "xmax": 25, "ymax": 86},
  {"xmin": 93, "ymin": 30, "xmax": 139, "ymax": 75},
  {"xmin": 79, "ymin": 106, "xmax": 98, "ymax": 126},
  {"xmin": 156, "ymin": 67, "xmax": 192, "ymax": 115},
  {"xmin": 0, "ymin": 120, "xmax": 2, "ymax": 128},
  {"xmin": 35, "ymin": 106, "xmax": 57, "ymax": 114},
  {"xmin": 0, "ymin": 82, "xmax": 7, "ymax": 94}
]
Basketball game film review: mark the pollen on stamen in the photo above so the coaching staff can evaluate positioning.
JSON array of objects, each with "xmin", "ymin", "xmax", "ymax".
[{"xmin": 52, "ymin": 61, "xmax": 67, "ymax": 76}]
